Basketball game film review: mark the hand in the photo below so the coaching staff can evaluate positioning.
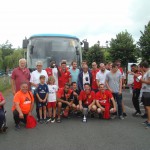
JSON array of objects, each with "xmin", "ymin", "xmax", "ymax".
[
  {"xmin": 28, "ymin": 112, "xmax": 32, "ymax": 116},
  {"xmin": 19, "ymin": 113, "xmax": 24, "ymax": 119},
  {"xmin": 109, "ymin": 89, "xmax": 114, "ymax": 93},
  {"xmin": 66, "ymin": 101, "xmax": 71, "ymax": 106},
  {"xmin": 43, "ymin": 99, "xmax": 47, "ymax": 103},
  {"xmin": 79, "ymin": 105, "xmax": 83, "ymax": 110},
  {"xmin": 100, "ymin": 107, "xmax": 105, "ymax": 112},
  {"xmin": 113, "ymin": 108, "xmax": 117, "ymax": 112},
  {"xmin": 118, "ymin": 91, "xmax": 122, "ymax": 95},
  {"xmin": 73, "ymin": 92, "xmax": 78, "ymax": 96},
  {"xmin": 88, "ymin": 105, "xmax": 92, "ymax": 110},
  {"xmin": 39, "ymin": 99, "xmax": 43, "ymax": 102},
  {"xmin": 12, "ymin": 90, "xmax": 16, "ymax": 96}
]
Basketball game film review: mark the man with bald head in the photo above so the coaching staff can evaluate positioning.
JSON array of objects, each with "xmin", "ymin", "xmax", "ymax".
[
  {"xmin": 96, "ymin": 63, "xmax": 110, "ymax": 87},
  {"xmin": 11, "ymin": 58, "xmax": 30, "ymax": 95},
  {"xmin": 78, "ymin": 64, "xmax": 92, "ymax": 91}
]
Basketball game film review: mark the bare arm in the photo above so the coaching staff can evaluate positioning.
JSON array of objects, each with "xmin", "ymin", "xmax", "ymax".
[
  {"xmin": 105, "ymin": 80, "xmax": 113, "ymax": 93},
  {"xmin": 119, "ymin": 78, "xmax": 122, "ymax": 94},
  {"xmin": 140, "ymin": 77, "xmax": 150, "ymax": 85},
  {"xmin": 11, "ymin": 79, "xmax": 16, "ymax": 95},
  {"xmin": 0, "ymin": 99, "xmax": 6, "ymax": 106},
  {"xmin": 96, "ymin": 79, "xmax": 100, "ymax": 87}
]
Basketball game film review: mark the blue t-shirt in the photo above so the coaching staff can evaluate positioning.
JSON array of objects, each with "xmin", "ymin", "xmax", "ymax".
[
  {"xmin": 69, "ymin": 68, "xmax": 79, "ymax": 83},
  {"xmin": 35, "ymin": 83, "xmax": 49, "ymax": 99}
]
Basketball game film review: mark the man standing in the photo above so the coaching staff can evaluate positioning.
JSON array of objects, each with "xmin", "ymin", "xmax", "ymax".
[
  {"xmin": 45, "ymin": 60, "xmax": 59, "ymax": 86},
  {"xmin": 30, "ymin": 61, "xmax": 48, "ymax": 120},
  {"xmin": 105, "ymin": 63, "xmax": 124, "ymax": 119},
  {"xmin": 128, "ymin": 64, "xmax": 142, "ymax": 116},
  {"xmin": 69, "ymin": 61, "xmax": 79, "ymax": 84},
  {"xmin": 96, "ymin": 63, "xmax": 110, "ymax": 86},
  {"xmin": 58, "ymin": 61, "xmax": 71, "ymax": 88},
  {"xmin": 11, "ymin": 58, "xmax": 30, "ymax": 95},
  {"xmin": 91, "ymin": 62, "xmax": 99, "ymax": 92},
  {"xmin": 78, "ymin": 64, "xmax": 92, "ymax": 91}
]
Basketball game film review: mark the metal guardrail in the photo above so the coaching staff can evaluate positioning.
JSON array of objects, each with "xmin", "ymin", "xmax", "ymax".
[{"xmin": 0, "ymin": 75, "xmax": 11, "ymax": 91}]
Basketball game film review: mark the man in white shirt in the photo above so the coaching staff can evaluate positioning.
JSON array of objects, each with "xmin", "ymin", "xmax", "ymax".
[
  {"xmin": 96, "ymin": 63, "xmax": 110, "ymax": 86},
  {"xmin": 30, "ymin": 61, "xmax": 48, "ymax": 120}
]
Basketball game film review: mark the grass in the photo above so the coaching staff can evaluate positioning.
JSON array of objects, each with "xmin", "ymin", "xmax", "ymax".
[{"xmin": 0, "ymin": 75, "xmax": 11, "ymax": 93}]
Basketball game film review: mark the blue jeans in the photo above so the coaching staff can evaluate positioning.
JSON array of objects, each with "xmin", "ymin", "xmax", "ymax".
[
  {"xmin": 0, "ymin": 109, "xmax": 5, "ymax": 128},
  {"xmin": 112, "ymin": 93, "xmax": 123, "ymax": 116}
]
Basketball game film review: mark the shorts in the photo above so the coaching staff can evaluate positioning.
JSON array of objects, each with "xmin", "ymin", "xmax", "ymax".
[
  {"xmin": 142, "ymin": 92, "xmax": 150, "ymax": 106},
  {"xmin": 37, "ymin": 102, "xmax": 47, "ymax": 108},
  {"xmin": 82, "ymin": 103, "xmax": 88, "ymax": 108},
  {"xmin": 47, "ymin": 102, "xmax": 56, "ymax": 108}
]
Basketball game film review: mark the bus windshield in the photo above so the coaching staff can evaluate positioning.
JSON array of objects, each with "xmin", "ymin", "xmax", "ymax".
[{"xmin": 27, "ymin": 37, "xmax": 81, "ymax": 69}]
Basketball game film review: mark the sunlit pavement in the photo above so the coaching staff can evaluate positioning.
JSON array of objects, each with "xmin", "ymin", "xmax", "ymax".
[{"xmin": 0, "ymin": 90, "xmax": 149, "ymax": 150}]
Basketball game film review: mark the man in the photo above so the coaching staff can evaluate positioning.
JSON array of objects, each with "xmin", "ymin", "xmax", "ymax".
[
  {"xmin": 105, "ymin": 63, "xmax": 124, "ymax": 119},
  {"xmin": 11, "ymin": 58, "xmax": 30, "ymax": 95},
  {"xmin": 138, "ymin": 62, "xmax": 150, "ymax": 129},
  {"xmin": 79, "ymin": 83, "xmax": 97, "ymax": 122},
  {"xmin": 96, "ymin": 84, "xmax": 116, "ymax": 119},
  {"xmin": 78, "ymin": 64, "xmax": 92, "ymax": 91},
  {"xmin": 96, "ymin": 63, "xmax": 110, "ymax": 86},
  {"xmin": 30, "ymin": 61, "xmax": 48, "ymax": 120},
  {"xmin": 57, "ymin": 83, "xmax": 73, "ymax": 123},
  {"xmin": 0, "ymin": 92, "xmax": 7, "ymax": 132},
  {"xmin": 12, "ymin": 82, "xmax": 34, "ymax": 129},
  {"xmin": 58, "ymin": 61, "xmax": 71, "ymax": 88},
  {"xmin": 115, "ymin": 60, "xmax": 127, "ymax": 117},
  {"xmin": 91, "ymin": 62, "xmax": 99, "ymax": 92},
  {"xmin": 127, "ymin": 64, "xmax": 142, "ymax": 116},
  {"xmin": 69, "ymin": 61, "xmax": 79, "ymax": 84},
  {"xmin": 45, "ymin": 60, "xmax": 59, "ymax": 86}
]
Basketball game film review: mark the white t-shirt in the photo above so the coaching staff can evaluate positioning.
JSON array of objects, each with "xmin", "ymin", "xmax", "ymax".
[
  {"xmin": 83, "ymin": 72, "xmax": 90, "ymax": 85},
  {"xmin": 47, "ymin": 85, "xmax": 58, "ymax": 102},
  {"xmin": 96, "ymin": 69, "xmax": 110, "ymax": 84},
  {"xmin": 52, "ymin": 68, "xmax": 58, "ymax": 87},
  {"xmin": 30, "ymin": 70, "xmax": 48, "ymax": 85},
  {"xmin": 142, "ymin": 69, "xmax": 150, "ymax": 92}
]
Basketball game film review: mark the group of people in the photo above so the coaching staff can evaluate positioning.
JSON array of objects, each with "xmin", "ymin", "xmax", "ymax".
[{"xmin": 0, "ymin": 58, "xmax": 150, "ymax": 132}]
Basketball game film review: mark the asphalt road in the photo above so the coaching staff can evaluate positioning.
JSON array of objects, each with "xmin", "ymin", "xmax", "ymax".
[{"xmin": 0, "ymin": 90, "xmax": 150, "ymax": 150}]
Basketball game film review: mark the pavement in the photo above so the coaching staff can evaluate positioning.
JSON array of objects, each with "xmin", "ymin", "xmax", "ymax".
[{"xmin": 0, "ymin": 89, "xmax": 150, "ymax": 150}]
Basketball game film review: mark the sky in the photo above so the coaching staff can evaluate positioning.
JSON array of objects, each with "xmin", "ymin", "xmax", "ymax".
[{"xmin": 0, "ymin": 0, "xmax": 150, "ymax": 48}]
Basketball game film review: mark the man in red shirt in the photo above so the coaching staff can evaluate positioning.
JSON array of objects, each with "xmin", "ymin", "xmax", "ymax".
[
  {"xmin": 11, "ymin": 58, "xmax": 30, "ymax": 95},
  {"xmin": 96, "ymin": 84, "xmax": 116, "ymax": 119},
  {"xmin": 128, "ymin": 64, "xmax": 142, "ymax": 116},
  {"xmin": 91, "ymin": 62, "xmax": 99, "ymax": 92},
  {"xmin": 58, "ymin": 61, "xmax": 71, "ymax": 88},
  {"xmin": 57, "ymin": 83, "xmax": 73, "ymax": 123},
  {"xmin": 79, "ymin": 83, "xmax": 97, "ymax": 122}
]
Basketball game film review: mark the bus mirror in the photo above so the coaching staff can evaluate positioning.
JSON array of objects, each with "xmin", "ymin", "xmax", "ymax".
[
  {"xmin": 83, "ymin": 41, "xmax": 89, "ymax": 51},
  {"xmin": 22, "ymin": 38, "xmax": 29, "ymax": 49},
  {"xmin": 29, "ymin": 45, "xmax": 34, "ymax": 54}
]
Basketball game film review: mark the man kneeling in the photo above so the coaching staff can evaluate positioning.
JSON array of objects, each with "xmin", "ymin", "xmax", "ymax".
[
  {"xmin": 96, "ymin": 84, "xmax": 116, "ymax": 119},
  {"xmin": 12, "ymin": 82, "xmax": 34, "ymax": 129},
  {"xmin": 79, "ymin": 83, "xmax": 97, "ymax": 122}
]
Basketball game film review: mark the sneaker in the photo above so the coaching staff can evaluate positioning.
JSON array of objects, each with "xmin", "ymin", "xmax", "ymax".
[
  {"xmin": 43, "ymin": 118, "xmax": 47, "ymax": 123},
  {"xmin": 110, "ymin": 115, "xmax": 116, "ymax": 120},
  {"xmin": 123, "ymin": 113, "xmax": 127, "ymax": 118},
  {"xmin": 141, "ymin": 113, "xmax": 148, "ymax": 119},
  {"xmin": 132, "ymin": 111, "xmax": 141, "ymax": 117},
  {"xmin": 15, "ymin": 124, "xmax": 20, "ymax": 130},
  {"xmin": 39, "ymin": 119, "xmax": 43, "ymax": 124},
  {"xmin": 91, "ymin": 113, "xmax": 95, "ymax": 118},
  {"xmin": 142, "ymin": 120, "xmax": 148, "ymax": 125},
  {"xmin": 139, "ymin": 102, "xmax": 144, "ymax": 107},
  {"xmin": 145, "ymin": 123, "xmax": 150, "ymax": 129},
  {"xmin": 57, "ymin": 118, "xmax": 61, "ymax": 123},
  {"xmin": 51, "ymin": 118, "xmax": 55, "ymax": 123},
  {"xmin": 1, "ymin": 123, "xmax": 8, "ymax": 132},
  {"xmin": 119, "ymin": 115, "xmax": 124, "ymax": 120},
  {"xmin": 46, "ymin": 117, "xmax": 51, "ymax": 123}
]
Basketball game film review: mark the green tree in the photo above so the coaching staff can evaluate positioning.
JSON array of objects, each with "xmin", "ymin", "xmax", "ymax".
[
  {"xmin": 138, "ymin": 21, "xmax": 150, "ymax": 63},
  {"xmin": 85, "ymin": 44, "xmax": 104, "ymax": 67},
  {"xmin": 109, "ymin": 30, "xmax": 139, "ymax": 67}
]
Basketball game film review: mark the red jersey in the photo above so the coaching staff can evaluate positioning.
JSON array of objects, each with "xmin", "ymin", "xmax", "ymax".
[
  {"xmin": 91, "ymin": 69, "xmax": 99, "ymax": 89},
  {"xmin": 79, "ymin": 90, "xmax": 95, "ymax": 106},
  {"xmin": 57, "ymin": 88, "xmax": 73, "ymax": 101},
  {"xmin": 45, "ymin": 68, "xmax": 53, "ymax": 77},
  {"xmin": 58, "ymin": 68, "xmax": 71, "ymax": 88},
  {"xmin": 0, "ymin": 92, "xmax": 4, "ymax": 109},
  {"xmin": 95, "ymin": 90, "xmax": 113, "ymax": 106},
  {"xmin": 133, "ymin": 71, "xmax": 142, "ymax": 89}
]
